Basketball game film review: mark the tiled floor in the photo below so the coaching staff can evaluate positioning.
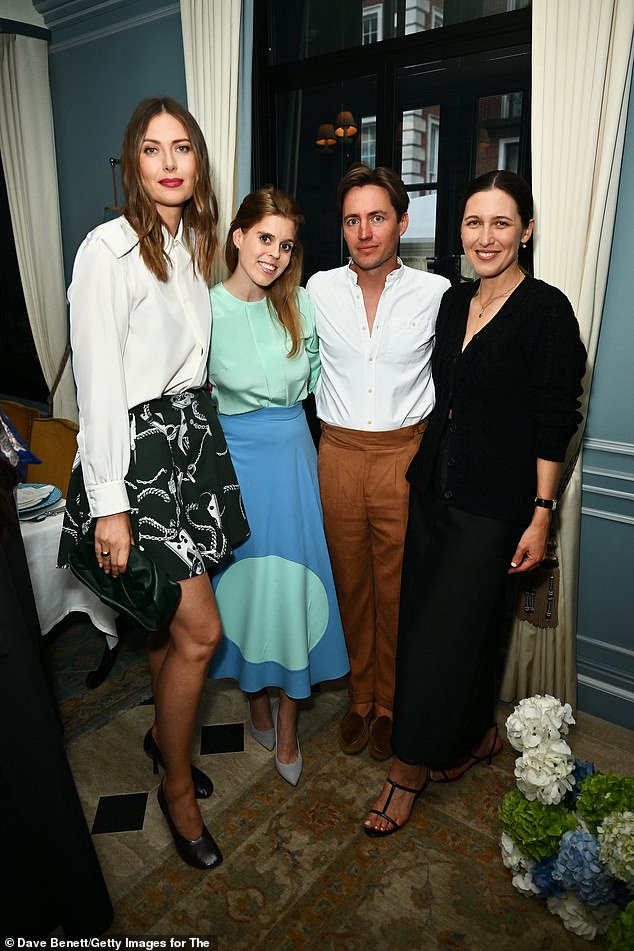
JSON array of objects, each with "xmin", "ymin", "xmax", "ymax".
[
  {"xmin": 88, "ymin": 718, "xmax": 247, "ymax": 835},
  {"xmin": 67, "ymin": 678, "xmax": 349, "ymax": 874}
]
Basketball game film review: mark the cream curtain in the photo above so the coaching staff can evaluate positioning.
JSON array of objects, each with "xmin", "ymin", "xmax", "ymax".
[
  {"xmin": 0, "ymin": 33, "xmax": 77, "ymax": 421},
  {"xmin": 236, "ymin": 0, "xmax": 254, "ymax": 206},
  {"xmin": 500, "ymin": 0, "xmax": 634, "ymax": 706},
  {"xmin": 180, "ymin": 0, "xmax": 242, "ymax": 283}
]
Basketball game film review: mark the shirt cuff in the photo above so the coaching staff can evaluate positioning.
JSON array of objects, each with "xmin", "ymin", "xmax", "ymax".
[{"xmin": 86, "ymin": 479, "xmax": 130, "ymax": 518}]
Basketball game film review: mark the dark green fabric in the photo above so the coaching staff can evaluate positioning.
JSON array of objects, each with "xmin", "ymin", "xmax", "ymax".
[
  {"xmin": 68, "ymin": 540, "xmax": 181, "ymax": 631},
  {"xmin": 59, "ymin": 388, "xmax": 249, "ymax": 580}
]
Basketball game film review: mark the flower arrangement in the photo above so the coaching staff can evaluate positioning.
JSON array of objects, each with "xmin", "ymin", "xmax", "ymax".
[{"xmin": 499, "ymin": 694, "xmax": 634, "ymax": 944}]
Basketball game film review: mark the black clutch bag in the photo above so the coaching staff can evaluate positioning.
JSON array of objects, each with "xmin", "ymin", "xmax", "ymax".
[{"xmin": 68, "ymin": 539, "xmax": 181, "ymax": 631}]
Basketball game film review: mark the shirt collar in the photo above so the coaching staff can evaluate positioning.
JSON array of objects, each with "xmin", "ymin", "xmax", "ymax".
[{"xmin": 162, "ymin": 219, "xmax": 184, "ymax": 253}]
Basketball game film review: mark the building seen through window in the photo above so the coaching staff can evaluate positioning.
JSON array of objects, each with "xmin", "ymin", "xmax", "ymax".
[
  {"xmin": 270, "ymin": 0, "xmax": 528, "ymax": 64},
  {"xmin": 259, "ymin": 1, "xmax": 531, "ymax": 281}
]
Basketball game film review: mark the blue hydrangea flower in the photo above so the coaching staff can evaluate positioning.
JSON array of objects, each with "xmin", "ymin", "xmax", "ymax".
[
  {"xmin": 568, "ymin": 758, "xmax": 596, "ymax": 804},
  {"xmin": 533, "ymin": 855, "xmax": 565, "ymax": 897},
  {"xmin": 552, "ymin": 830, "xmax": 619, "ymax": 906}
]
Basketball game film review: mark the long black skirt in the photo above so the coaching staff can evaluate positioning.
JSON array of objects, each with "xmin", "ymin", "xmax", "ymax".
[{"xmin": 392, "ymin": 484, "xmax": 522, "ymax": 767}]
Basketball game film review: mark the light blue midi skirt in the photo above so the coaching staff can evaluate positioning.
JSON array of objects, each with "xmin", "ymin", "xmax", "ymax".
[{"xmin": 208, "ymin": 404, "xmax": 349, "ymax": 699}]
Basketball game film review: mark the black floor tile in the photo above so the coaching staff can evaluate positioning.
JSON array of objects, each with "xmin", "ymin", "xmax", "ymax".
[
  {"xmin": 92, "ymin": 792, "xmax": 148, "ymax": 834},
  {"xmin": 200, "ymin": 722, "xmax": 244, "ymax": 754}
]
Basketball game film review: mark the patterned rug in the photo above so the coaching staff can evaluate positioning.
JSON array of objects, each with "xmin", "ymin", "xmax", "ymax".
[
  {"xmin": 45, "ymin": 615, "xmax": 151, "ymax": 742},
  {"xmin": 75, "ymin": 691, "xmax": 592, "ymax": 951}
]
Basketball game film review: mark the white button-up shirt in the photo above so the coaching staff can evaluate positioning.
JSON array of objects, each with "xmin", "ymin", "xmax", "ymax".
[
  {"xmin": 307, "ymin": 261, "xmax": 450, "ymax": 430},
  {"xmin": 68, "ymin": 216, "xmax": 211, "ymax": 516}
]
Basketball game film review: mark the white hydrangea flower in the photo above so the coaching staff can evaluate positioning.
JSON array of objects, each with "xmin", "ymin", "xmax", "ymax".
[
  {"xmin": 505, "ymin": 694, "xmax": 575, "ymax": 753},
  {"xmin": 598, "ymin": 811, "xmax": 634, "ymax": 888},
  {"xmin": 546, "ymin": 892, "xmax": 599, "ymax": 940},
  {"xmin": 500, "ymin": 832, "xmax": 534, "ymax": 873},
  {"xmin": 512, "ymin": 869, "xmax": 541, "ymax": 896},
  {"xmin": 514, "ymin": 741, "xmax": 575, "ymax": 805},
  {"xmin": 547, "ymin": 892, "xmax": 621, "ymax": 940}
]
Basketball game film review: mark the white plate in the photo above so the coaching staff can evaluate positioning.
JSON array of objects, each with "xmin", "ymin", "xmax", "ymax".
[
  {"xmin": 17, "ymin": 483, "xmax": 62, "ymax": 512},
  {"xmin": 18, "ymin": 497, "xmax": 66, "ymax": 521}
]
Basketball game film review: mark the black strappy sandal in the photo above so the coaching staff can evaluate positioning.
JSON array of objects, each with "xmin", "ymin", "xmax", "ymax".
[
  {"xmin": 431, "ymin": 725, "xmax": 503, "ymax": 784},
  {"xmin": 363, "ymin": 771, "xmax": 430, "ymax": 838}
]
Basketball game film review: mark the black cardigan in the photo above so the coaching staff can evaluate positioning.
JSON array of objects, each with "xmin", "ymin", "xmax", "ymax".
[{"xmin": 407, "ymin": 276, "xmax": 587, "ymax": 526}]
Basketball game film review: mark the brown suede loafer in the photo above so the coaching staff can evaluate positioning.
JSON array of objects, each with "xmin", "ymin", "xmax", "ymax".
[
  {"xmin": 368, "ymin": 715, "xmax": 393, "ymax": 761},
  {"xmin": 338, "ymin": 709, "xmax": 373, "ymax": 754}
]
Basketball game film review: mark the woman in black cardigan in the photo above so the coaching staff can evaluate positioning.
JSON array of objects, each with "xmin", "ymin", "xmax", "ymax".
[{"xmin": 364, "ymin": 170, "xmax": 587, "ymax": 837}]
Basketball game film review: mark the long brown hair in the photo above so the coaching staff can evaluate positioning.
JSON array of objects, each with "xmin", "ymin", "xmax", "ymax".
[
  {"xmin": 121, "ymin": 97, "xmax": 218, "ymax": 283},
  {"xmin": 225, "ymin": 187, "xmax": 305, "ymax": 356}
]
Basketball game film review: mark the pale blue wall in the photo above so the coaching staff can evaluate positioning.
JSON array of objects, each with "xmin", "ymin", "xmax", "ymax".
[
  {"xmin": 577, "ymin": 79, "xmax": 634, "ymax": 730},
  {"xmin": 39, "ymin": 1, "xmax": 187, "ymax": 279}
]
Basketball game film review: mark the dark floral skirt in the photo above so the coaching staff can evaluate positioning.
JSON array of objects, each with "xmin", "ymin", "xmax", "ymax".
[{"xmin": 58, "ymin": 388, "xmax": 249, "ymax": 581}]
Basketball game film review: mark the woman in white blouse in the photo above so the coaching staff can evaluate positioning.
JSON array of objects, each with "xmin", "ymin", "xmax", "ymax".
[
  {"xmin": 207, "ymin": 188, "xmax": 348, "ymax": 786},
  {"xmin": 58, "ymin": 98, "xmax": 249, "ymax": 870}
]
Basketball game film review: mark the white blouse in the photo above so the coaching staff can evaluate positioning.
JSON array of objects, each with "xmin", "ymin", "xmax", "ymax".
[{"xmin": 68, "ymin": 216, "xmax": 211, "ymax": 517}]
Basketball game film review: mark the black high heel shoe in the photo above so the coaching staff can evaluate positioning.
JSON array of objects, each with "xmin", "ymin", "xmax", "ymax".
[
  {"xmin": 157, "ymin": 782, "xmax": 222, "ymax": 870},
  {"xmin": 143, "ymin": 729, "xmax": 213, "ymax": 799}
]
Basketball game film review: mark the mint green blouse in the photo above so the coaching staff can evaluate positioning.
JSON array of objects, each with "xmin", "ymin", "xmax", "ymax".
[{"xmin": 207, "ymin": 283, "xmax": 321, "ymax": 415}]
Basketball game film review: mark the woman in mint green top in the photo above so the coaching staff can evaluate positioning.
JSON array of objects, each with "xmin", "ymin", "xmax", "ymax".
[
  {"xmin": 207, "ymin": 187, "xmax": 348, "ymax": 787},
  {"xmin": 208, "ymin": 282, "xmax": 320, "ymax": 414}
]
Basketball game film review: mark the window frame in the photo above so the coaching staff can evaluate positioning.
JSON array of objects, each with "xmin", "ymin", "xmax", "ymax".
[{"xmin": 253, "ymin": 3, "xmax": 532, "ymax": 281}]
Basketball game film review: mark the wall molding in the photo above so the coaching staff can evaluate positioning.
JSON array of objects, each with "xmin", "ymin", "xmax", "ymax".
[
  {"xmin": 577, "ymin": 635, "xmax": 634, "ymax": 660},
  {"xmin": 578, "ymin": 673, "xmax": 634, "ymax": 705},
  {"xmin": 583, "ymin": 466, "xmax": 634, "ymax": 483},
  {"xmin": 581, "ymin": 506, "xmax": 634, "ymax": 525},
  {"xmin": 44, "ymin": 2, "xmax": 179, "ymax": 53},
  {"xmin": 583, "ymin": 484, "xmax": 634, "ymax": 502},
  {"xmin": 583, "ymin": 437, "xmax": 634, "ymax": 456}
]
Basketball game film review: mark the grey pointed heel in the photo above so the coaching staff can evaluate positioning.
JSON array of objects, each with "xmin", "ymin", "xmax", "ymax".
[{"xmin": 274, "ymin": 702, "xmax": 303, "ymax": 786}]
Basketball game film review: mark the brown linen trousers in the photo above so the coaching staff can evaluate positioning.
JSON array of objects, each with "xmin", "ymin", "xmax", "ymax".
[{"xmin": 318, "ymin": 419, "xmax": 427, "ymax": 710}]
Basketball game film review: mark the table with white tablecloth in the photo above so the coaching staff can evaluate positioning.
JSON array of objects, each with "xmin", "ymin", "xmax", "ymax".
[{"xmin": 20, "ymin": 511, "xmax": 118, "ymax": 649}]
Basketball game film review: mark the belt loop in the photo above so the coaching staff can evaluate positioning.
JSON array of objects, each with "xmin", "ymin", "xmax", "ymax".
[{"xmin": 416, "ymin": 417, "xmax": 429, "ymax": 436}]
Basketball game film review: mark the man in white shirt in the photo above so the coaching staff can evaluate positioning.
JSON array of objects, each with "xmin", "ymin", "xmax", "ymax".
[{"xmin": 307, "ymin": 164, "xmax": 449, "ymax": 761}]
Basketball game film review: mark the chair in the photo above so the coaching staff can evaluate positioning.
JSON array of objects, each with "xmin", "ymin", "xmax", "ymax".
[
  {"xmin": 0, "ymin": 399, "xmax": 40, "ymax": 446},
  {"xmin": 26, "ymin": 417, "xmax": 79, "ymax": 497}
]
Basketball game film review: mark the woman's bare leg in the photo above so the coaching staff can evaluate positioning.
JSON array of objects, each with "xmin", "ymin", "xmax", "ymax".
[
  {"xmin": 364, "ymin": 757, "xmax": 429, "ymax": 834},
  {"xmin": 146, "ymin": 626, "xmax": 169, "ymax": 742},
  {"xmin": 276, "ymin": 689, "xmax": 299, "ymax": 764},
  {"xmin": 247, "ymin": 688, "xmax": 273, "ymax": 732},
  {"xmin": 152, "ymin": 573, "xmax": 221, "ymax": 839}
]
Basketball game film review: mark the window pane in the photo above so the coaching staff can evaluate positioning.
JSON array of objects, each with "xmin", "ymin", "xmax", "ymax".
[
  {"xmin": 474, "ymin": 91, "xmax": 523, "ymax": 177},
  {"xmin": 393, "ymin": 97, "xmax": 440, "ymax": 272},
  {"xmin": 401, "ymin": 188, "xmax": 437, "ymax": 272},
  {"xmin": 275, "ymin": 77, "xmax": 377, "ymax": 278},
  {"xmin": 270, "ymin": 1, "xmax": 529, "ymax": 64}
]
